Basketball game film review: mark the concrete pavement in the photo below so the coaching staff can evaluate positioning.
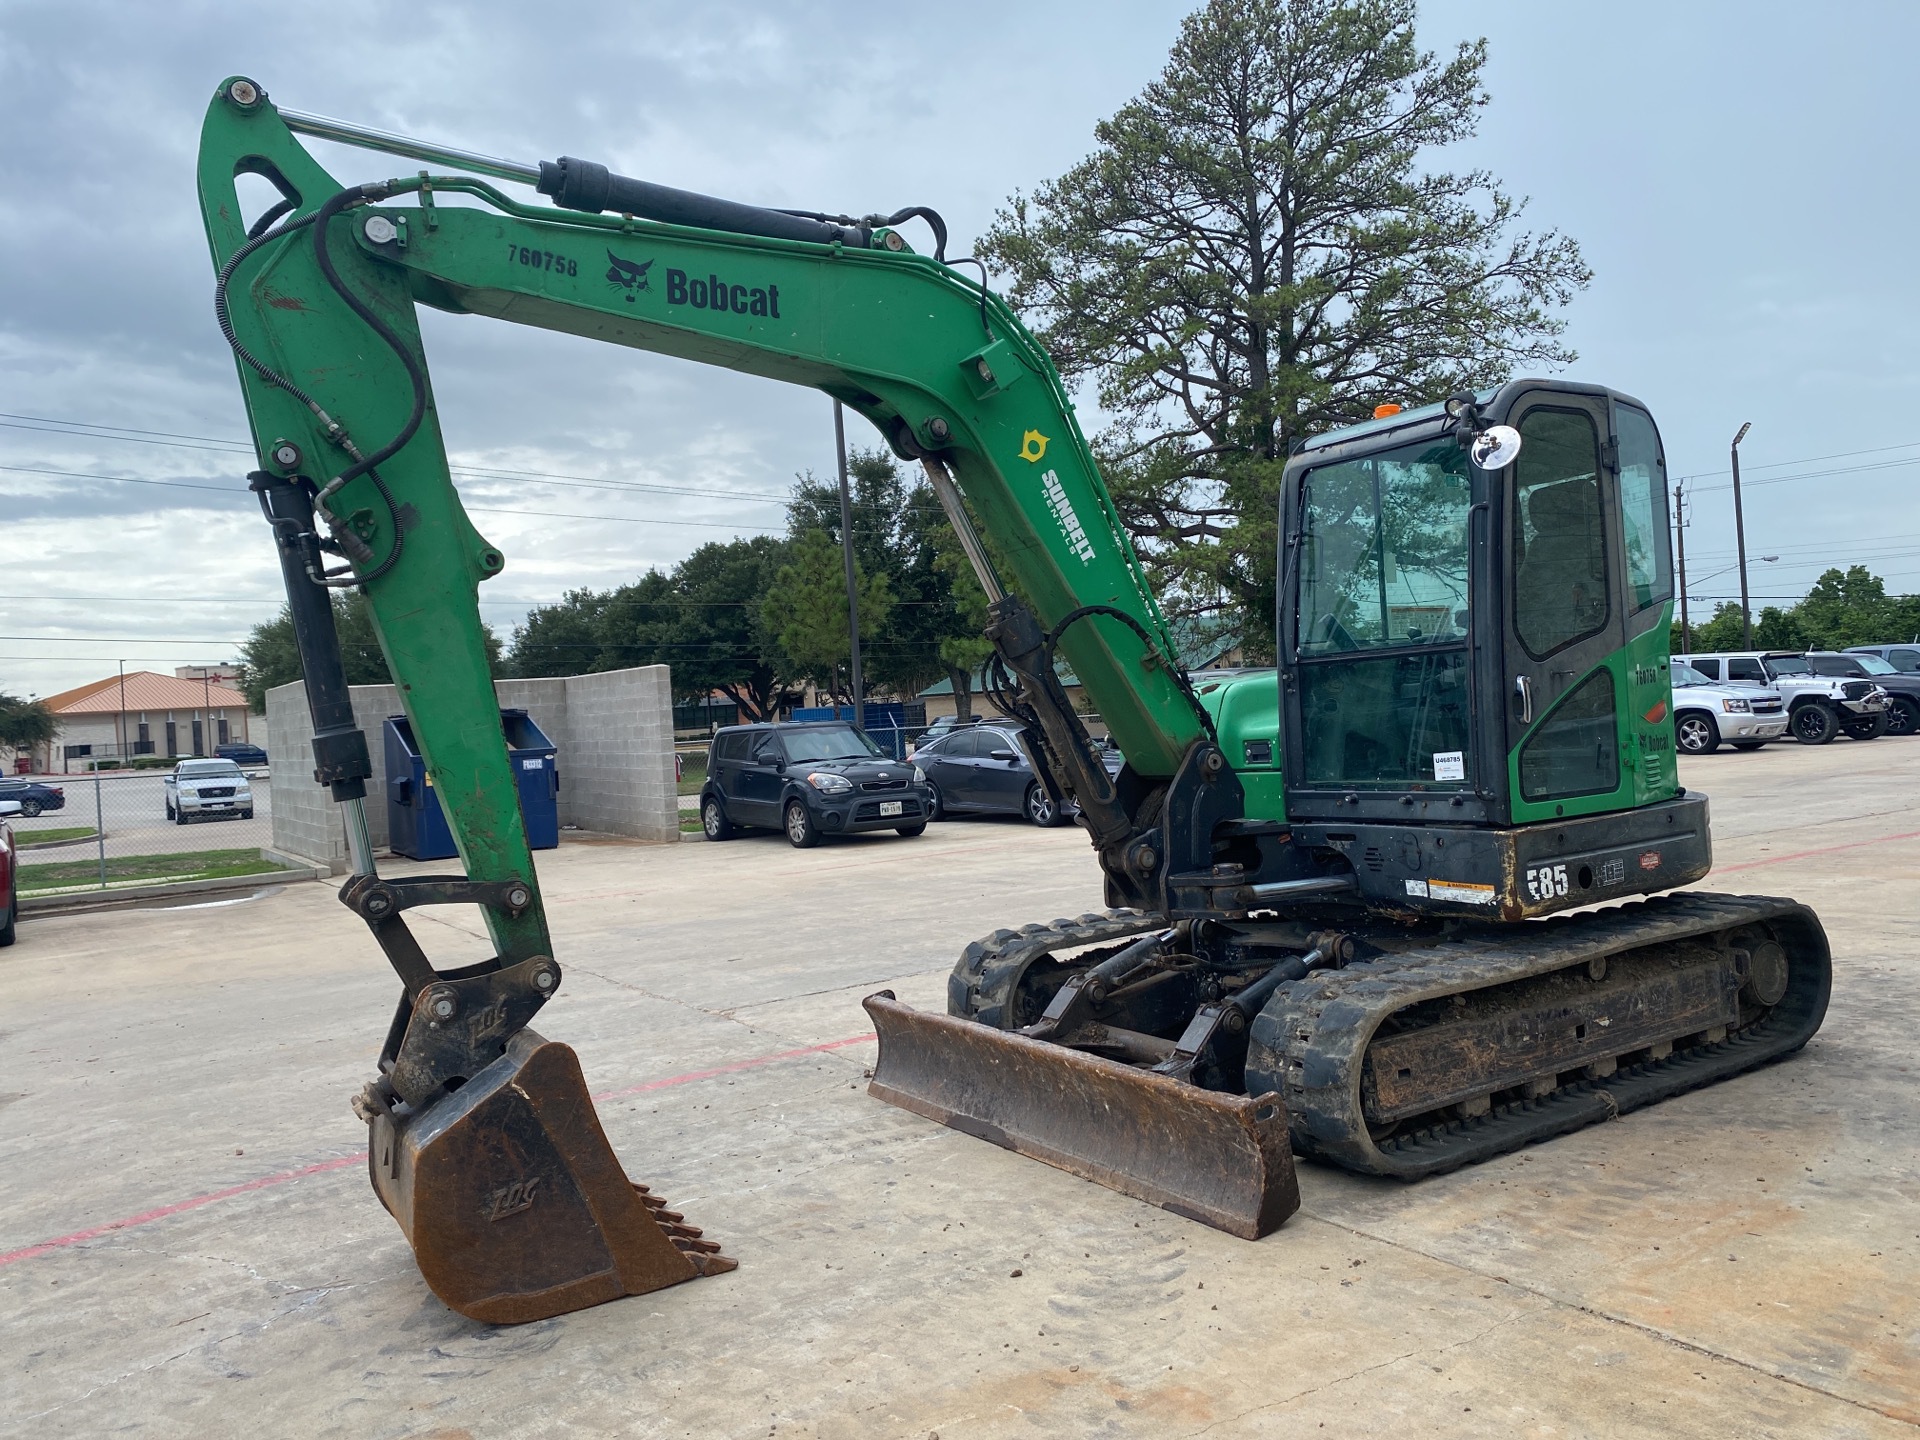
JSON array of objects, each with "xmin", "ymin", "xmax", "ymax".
[{"xmin": 2, "ymin": 739, "xmax": 1916, "ymax": 1437}]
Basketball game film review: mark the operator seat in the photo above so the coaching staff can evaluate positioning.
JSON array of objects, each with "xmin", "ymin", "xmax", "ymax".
[{"xmin": 1514, "ymin": 477, "xmax": 1605, "ymax": 651}]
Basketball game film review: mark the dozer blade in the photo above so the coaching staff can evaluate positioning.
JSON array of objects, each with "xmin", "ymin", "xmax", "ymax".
[
  {"xmin": 864, "ymin": 992, "xmax": 1298, "ymax": 1239},
  {"xmin": 367, "ymin": 1029, "xmax": 736, "ymax": 1324}
]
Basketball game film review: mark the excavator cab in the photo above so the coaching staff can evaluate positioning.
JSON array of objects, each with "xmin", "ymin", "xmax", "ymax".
[{"xmin": 1272, "ymin": 381, "xmax": 1709, "ymax": 919}]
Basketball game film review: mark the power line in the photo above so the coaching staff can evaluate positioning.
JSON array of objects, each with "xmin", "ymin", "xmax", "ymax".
[
  {"xmin": 0, "ymin": 411, "xmax": 794, "ymax": 504},
  {"xmin": 0, "ymin": 464, "xmax": 783, "ymax": 532},
  {"xmin": 1673, "ymin": 436, "xmax": 1920, "ymax": 482}
]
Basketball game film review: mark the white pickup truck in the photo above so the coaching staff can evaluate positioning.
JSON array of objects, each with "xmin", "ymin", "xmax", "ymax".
[{"xmin": 163, "ymin": 758, "xmax": 254, "ymax": 824}]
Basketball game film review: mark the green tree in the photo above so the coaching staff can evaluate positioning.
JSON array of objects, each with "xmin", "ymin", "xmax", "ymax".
[
  {"xmin": 786, "ymin": 448, "xmax": 996, "ymax": 712},
  {"xmin": 238, "ymin": 592, "xmax": 501, "ymax": 712},
  {"xmin": 668, "ymin": 536, "xmax": 799, "ymax": 721},
  {"xmin": 504, "ymin": 540, "xmax": 798, "ymax": 718},
  {"xmin": 0, "ymin": 691, "xmax": 57, "ymax": 751},
  {"xmin": 931, "ymin": 525, "xmax": 993, "ymax": 721},
  {"xmin": 980, "ymin": 0, "xmax": 1589, "ymax": 653},
  {"xmin": 763, "ymin": 529, "xmax": 893, "ymax": 703},
  {"xmin": 1679, "ymin": 566, "xmax": 1918, "ymax": 655},
  {"xmin": 1794, "ymin": 566, "xmax": 1895, "ymax": 649},
  {"xmin": 508, "ymin": 586, "xmax": 611, "ymax": 678}
]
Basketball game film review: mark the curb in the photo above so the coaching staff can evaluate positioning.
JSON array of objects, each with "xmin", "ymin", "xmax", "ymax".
[
  {"xmin": 19, "ymin": 865, "xmax": 328, "ymax": 917},
  {"xmin": 17, "ymin": 832, "xmax": 104, "ymax": 852}
]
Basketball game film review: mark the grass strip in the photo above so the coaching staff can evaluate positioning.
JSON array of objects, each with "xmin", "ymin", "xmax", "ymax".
[
  {"xmin": 677, "ymin": 753, "xmax": 708, "ymax": 796},
  {"xmin": 18, "ymin": 847, "xmax": 290, "ymax": 894},
  {"xmin": 15, "ymin": 826, "xmax": 97, "ymax": 847}
]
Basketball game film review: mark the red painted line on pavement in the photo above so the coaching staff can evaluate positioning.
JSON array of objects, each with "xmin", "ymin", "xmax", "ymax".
[
  {"xmin": 1715, "ymin": 828, "xmax": 1920, "ymax": 874},
  {"xmin": 0, "ymin": 1155, "xmax": 365, "ymax": 1267},
  {"xmin": 591, "ymin": 1032, "xmax": 876, "ymax": 1103},
  {"xmin": 0, "ymin": 1031, "xmax": 877, "ymax": 1269}
]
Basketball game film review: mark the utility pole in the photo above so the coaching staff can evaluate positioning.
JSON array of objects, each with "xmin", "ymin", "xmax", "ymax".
[
  {"xmin": 1674, "ymin": 480, "xmax": 1690, "ymax": 652},
  {"xmin": 1731, "ymin": 421, "xmax": 1754, "ymax": 648},
  {"xmin": 117, "ymin": 659, "xmax": 127, "ymax": 765},
  {"xmin": 833, "ymin": 400, "xmax": 864, "ymax": 731}
]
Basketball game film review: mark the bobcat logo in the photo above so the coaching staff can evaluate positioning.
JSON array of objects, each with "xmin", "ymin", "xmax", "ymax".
[
  {"xmin": 606, "ymin": 251, "xmax": 654, "ymax": 302},
  {"xmin": 487, "ymin": 1176, "xmax": 540, "ymax": 1221}
]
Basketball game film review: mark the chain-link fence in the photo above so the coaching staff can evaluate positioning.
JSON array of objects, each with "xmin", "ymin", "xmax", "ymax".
[{"xmin": 9, "ymin": 765, "xmax": 279, "ymax": 897}]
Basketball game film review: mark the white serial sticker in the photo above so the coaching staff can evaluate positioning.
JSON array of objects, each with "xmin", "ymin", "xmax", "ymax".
[
  {"xmin": 1404, "ymin": 879, "xmax": 1430, "ymax": 898},
  {"xmin": 1432, "ymin": 750, "xmax": 1465, "ymax": 781},
  {"xmin": 1428, "ymin": 879, "xmax": 1496, "ymax": 905},
  {"xmin": 521, "ymin": 758, "xmax": 543, "ymax": 771}
]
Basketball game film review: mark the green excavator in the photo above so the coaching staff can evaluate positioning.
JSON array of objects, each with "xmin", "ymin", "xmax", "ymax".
[{"xmin": 198, "ymin": 79, "xmax": 1830, "ymax": 1323}]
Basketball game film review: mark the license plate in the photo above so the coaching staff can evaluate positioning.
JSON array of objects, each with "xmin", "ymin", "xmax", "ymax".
[{"xmin": 880, "ymin": 800, "xmax": 903, "ymax": 817}]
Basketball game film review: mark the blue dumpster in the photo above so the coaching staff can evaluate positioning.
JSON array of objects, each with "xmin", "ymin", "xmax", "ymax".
[
  {"xmin": 501, "ymin": 709, "xmax": 560, "ymax": 850},
  {"xmin": 384, "ymin": 710, "xmax": 559, "ymax": 861}
]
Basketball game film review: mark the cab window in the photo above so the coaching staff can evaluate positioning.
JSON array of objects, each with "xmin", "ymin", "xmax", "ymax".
[
  {"xmin": 1726, "ymin": 657, "xmax": 1766, "ymax": 683},
  {"xmin": 1297, "ymin": 438, "xmax": 1472, "ymax": 654},
  {"xmin": 1615, "ymin": 407, "xmax": 1672, "ymax": 612},
  {"xmin": 1519, "ymin": 669, "xmax": 1618, "ymax": 801},
  {"xmin": 1512, "ymin": 409, "xmax": 1608, "ymax": 658}
]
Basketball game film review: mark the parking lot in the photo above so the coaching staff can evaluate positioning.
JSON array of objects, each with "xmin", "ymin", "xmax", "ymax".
[
  {"xmin": 10, "ymin": 769, "xmax": 273, "ymax": 888},
  {"xmin": 2, "ymin": 738, "xmax": 1916, "ymax": 1437}
]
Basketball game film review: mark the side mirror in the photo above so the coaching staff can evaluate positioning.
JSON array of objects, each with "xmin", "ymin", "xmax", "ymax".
[{"xmin": 990, "ymin": 749, "xmax": 1017, "ymax": 762}]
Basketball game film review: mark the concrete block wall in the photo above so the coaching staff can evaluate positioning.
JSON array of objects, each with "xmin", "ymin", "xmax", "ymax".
[
  {"xmin": 266, "ymin": 665, "xmax": 677, "ymax": 870},
  {"xmin": 556, "ymin": 665, "xmax": 678, "ymax": 842}
]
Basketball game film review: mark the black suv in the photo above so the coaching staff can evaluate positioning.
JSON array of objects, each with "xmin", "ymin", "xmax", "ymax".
[{"xmin": 700, "ymin": 721, "xmax": 933, "ymax": 847}]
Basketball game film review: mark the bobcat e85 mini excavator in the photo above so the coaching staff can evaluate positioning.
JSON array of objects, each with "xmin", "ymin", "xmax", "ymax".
[{"xmin": 199, "ymin": 79, "xmax": 1830, "ymax": 1322}]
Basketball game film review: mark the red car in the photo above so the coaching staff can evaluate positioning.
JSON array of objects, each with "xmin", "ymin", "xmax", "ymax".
[{"xmin": 0, "ymin": 800, "xmax": 16, "ymax": 947}]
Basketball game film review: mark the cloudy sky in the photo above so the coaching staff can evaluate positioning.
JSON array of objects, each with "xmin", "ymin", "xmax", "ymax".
[{"xmin": 3, "ymin": 0, "xmax": 1917, "ymax": 702}]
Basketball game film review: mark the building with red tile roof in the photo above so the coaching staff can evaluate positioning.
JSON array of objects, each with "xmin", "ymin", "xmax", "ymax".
[{"xmin": 39, "ymin": 670, "xmax": 252, "ymax": 771}]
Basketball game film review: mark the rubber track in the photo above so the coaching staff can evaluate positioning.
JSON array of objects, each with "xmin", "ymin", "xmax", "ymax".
[
  {"xmin": 1246, "ymin": 891, "xmax": 1832, "ymax": 1178},
  {"xmin": 948, "ymin": 909, "xmax": 1162, "ymax": 1028}
]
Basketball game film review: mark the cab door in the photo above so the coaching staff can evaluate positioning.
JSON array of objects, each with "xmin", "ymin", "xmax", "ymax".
[{"xmin": 1500, "ymin": 393, "xmax": 1630, "ymax": 823}]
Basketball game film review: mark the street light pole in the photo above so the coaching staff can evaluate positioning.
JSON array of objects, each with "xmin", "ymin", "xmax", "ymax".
[
  {"xmin": 1674, "ymin": 480, "xmax": 1690, "ymax": 652},
  {"xmin": 1731, "ymin": 421, "xmax": 1754, "ymax": 648},
  {"xmin": 833, "ymin": 400, "xmax": 864, "ymax": 732}
]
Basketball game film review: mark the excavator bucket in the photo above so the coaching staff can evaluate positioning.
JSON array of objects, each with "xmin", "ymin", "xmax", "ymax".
[
  {"xmin": 366, "ymin": 1030, "xmax": 735, "ymax": 1324},
  {"xmin": 863, "ymin": 993, "xmax": 1299, "ymax": 1239}
]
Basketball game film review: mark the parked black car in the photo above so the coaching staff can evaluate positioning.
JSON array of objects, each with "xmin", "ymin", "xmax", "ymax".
[
  {"xmin": 1846, "ymin": 644, "xmax": 1920, "ymax": 673},
  {"xmin": 216, "ymin": 741, "xmax": 269, "ymax": 766},
  {"xmin": 914, "ymin": 723, "xmax": 1123, "ymax": 826},
  {"xmin": 913, "ymin": 714, "xmax": 985, "ymax": 749},
  {"xmin": 1813, "ymin": 652, "xmax": 1920, "ymax": 736},
  {"xmin": 0, "ymin": 779, "xmax": 65, "ymax": 818},
  {"xmin": 700, "ymin": 721, "xmax": 933, "ymax": 847}
]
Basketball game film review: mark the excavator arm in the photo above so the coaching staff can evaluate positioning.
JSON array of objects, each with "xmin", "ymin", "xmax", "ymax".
[{"xmin": 197, "ymin": 77, "xmax": 1237, "ymax": 1321}]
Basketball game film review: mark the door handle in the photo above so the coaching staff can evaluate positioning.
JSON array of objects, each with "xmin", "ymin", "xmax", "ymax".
[{"xmin": 1514, "ymin": 675, "xmax": 1534, "ymax": 725}]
